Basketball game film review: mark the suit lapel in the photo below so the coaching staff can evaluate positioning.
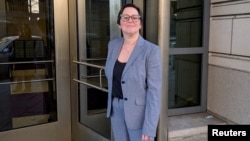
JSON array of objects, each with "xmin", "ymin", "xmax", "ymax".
[
  {"xmin": 123, "ymin": 36, "xmax": 145, "ymax": 76},
  {"xmin": 109, "ymin": 38, "xmax": 124, "ymax": 75}
]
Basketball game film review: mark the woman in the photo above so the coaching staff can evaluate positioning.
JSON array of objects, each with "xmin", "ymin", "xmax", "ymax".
[{"xmin": 105, "ymin": 4, "xmax": 162, "ymax": 141}]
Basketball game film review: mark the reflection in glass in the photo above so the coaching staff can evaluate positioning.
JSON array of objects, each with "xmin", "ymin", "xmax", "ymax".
[
  {"xmin": 168, "ymin": 54, "xmax": 202, "ymax": 108},
  {"xmin": 77, "ymin": 0, "xmax": 110, "ymax": 139},
  {"xmin": 28, "ymin": 0, "xmax": 40, "ymax": 13},
  {"xmin": 82, "ymin": 0, "xmax": 109, "ymax": 114},
  {"xmin": 0, "ymin": 0, "xmax": 56, "ymax": 132},
  {"xmin": 170, "ymin": 0, "xmax": 203, "ymax": 48}
]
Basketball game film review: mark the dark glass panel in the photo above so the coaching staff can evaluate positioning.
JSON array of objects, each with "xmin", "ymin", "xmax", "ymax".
[
  {"xmin": 169, "ymin": 54, "xmax": 202, "ymax": 108},
  {"xmin": 0, "ymin": 0, "xmax": 56, "ymax": 131},
  {"xmin": 170, "ymin": 0, "xmax": 203, "ymax": 48}
]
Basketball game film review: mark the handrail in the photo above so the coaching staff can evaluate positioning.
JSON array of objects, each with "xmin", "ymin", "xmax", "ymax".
[
  {"xmin": 73, "ymin": 60, "xmax": 104, "ymax": 69},
  {"xmin": 73, "ymin": 79, "xmax": 108, "ymax": 92},
  {"xmin": 80, "ymin": 58, "xmax": 106, "ymax": 61},
  {"xmin": 0, "ymin": 60, "xmax": 54, "ymax": 65},
  {"xmin": 0, "ymin": 78, "xmax": 54, "ymax": 85},
  {"xmin": 73, "ymin": 60, "xmax": 108, "ymax": 92}
]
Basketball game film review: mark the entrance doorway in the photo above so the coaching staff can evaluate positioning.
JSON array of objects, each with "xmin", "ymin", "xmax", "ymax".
[
  {"xmin": 0, "ymin": 0, "xmax": 71, "ymax": 141},
  {"xmin": 70, "ymin": 0, "xmax": 121, "ymax": 140},
  {"xmin": 0, "ymin": 0, "xmax": 208, "ymax": 141},
  {"xmin": 70, "ymin": 0, "xmax": 208, "ymax": 140}
]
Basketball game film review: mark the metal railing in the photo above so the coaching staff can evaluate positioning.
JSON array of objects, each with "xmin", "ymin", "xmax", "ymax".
[
  {"xmin": 0, "ymin": 60, "xmax": 54, "ymax": 85},
  {"xmin": 0, "ymin": 78, "xmax": 54, "ymax": 85},
  {"xmin": 0, "ymin": 60, "xmax": 54, "ymax": 65},
  {"xmin": 72, "ymin": 60, "xmax": 108, "ymax": 92}
]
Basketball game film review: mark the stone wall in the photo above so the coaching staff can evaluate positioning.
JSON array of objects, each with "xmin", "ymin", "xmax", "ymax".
[{"xmin": 208, "ymin": 0, "xmax": 250, "ymax": 124}]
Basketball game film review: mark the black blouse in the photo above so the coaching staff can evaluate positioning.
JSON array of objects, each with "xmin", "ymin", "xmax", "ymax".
[{"xmin": 112, "ymin": 60, "xmax": 126, "ymax": 99}]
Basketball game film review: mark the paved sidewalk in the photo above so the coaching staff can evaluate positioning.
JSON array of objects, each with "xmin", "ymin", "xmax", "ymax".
[{"xmin": 168, "ymin": 112, "xmax": 227, "ymax": 141}]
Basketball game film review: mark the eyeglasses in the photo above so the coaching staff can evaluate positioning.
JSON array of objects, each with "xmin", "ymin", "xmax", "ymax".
[{"xmin": 120, "ymin": 15, "xmax": 141, "ymax": 22}]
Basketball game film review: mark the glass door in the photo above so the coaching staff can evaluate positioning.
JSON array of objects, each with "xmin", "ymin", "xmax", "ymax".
[
  {"xmin": 70, "ymin": 0, "xmax": 121, "ymax": 140},
  {"xmin": 142, "ymin": 0, "xmax": 209, "ymax": 115},
  {"xmin": 0, "ymin": 0, "xmax": 71, "ymax": 141},
  {"xmin": 167, "ymin": 0, "xmax": 209, "ymax": 115}
]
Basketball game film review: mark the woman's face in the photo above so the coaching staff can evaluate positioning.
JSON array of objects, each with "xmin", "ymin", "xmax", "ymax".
[{"xmin": 119, "ymin": 7, "xmax": 142, "ymax": 36}]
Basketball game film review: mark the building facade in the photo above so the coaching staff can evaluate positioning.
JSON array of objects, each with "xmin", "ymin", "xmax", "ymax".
[{"xmin": 208, "ymin": 0, "xmax": 250, "ymax": 124}]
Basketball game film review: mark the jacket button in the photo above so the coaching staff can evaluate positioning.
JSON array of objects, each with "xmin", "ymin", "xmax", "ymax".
[
  {"xmin": 123, "ymin": 98, "xmax": 128, "ymax": 101},
  {"xmin": 121, "ymin": 81, "xmax": 125, "ymax": 84}
]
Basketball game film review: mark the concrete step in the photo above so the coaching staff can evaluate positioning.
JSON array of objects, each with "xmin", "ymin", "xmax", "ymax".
[{"xmin": 168, "ymin": 112, "xmax": 227, "ymax": 141}]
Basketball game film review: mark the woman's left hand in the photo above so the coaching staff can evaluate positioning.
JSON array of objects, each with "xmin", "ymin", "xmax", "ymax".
[{"xmin": 142, "ymin": 134, "xmax": 153, "ymax": 141}]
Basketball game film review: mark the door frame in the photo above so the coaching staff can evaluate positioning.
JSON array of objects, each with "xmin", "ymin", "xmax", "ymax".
[
  {"xmin": 69, "ymin": 0, "xmax": 112, "ymax": 140},
  {"xmin": 0, "ymin": 0, "xmax": 71, "ymax": 141},
  {"xmin": 167, "ymin": 0, "xmax": 210, "ymax": 116}
]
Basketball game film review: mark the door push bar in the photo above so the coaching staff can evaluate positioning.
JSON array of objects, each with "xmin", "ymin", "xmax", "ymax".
[{"xmin": 73, "ymin": 60, "xmax": 108, "ymax": 92}]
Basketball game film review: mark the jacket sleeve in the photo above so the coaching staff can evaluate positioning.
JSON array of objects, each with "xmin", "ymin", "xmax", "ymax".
[{"xmin": 142, "ymin": 46, "xmax": 162, "ymax": 137}]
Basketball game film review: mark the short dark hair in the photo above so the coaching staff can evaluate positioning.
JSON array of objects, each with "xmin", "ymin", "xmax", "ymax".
[{"xmin": 117, "ymin": 4, "xmax": 143, "ymax": 25}]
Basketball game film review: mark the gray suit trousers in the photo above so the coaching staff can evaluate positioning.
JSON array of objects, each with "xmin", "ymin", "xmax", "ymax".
[{"xmin": 111, "ymin": 98, "xmax": 154, "ymax": 141}]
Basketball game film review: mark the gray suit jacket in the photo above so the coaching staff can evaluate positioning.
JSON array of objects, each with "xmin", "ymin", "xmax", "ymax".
[{"xmin": 105, "ymin": 35, "xmax": 162, "ymax": 137}]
